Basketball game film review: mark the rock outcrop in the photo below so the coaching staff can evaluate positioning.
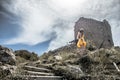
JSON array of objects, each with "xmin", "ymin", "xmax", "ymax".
[
  {"xmin": 0, "ymin": 45, "xmax": 41, "ymax": 80},
  {"xmin": 0, "ymin": 45, "xmax": 16, "ymax": 79},
  {"xmin": 0, "ymin": 45, "xmax": 16, "ymax": 65},
  {"xmin": 74, "ymin": 17, "xmax": 114, "ymax": 48}
]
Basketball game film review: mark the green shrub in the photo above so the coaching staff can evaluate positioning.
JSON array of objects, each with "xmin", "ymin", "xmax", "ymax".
[{"xmin": 14, "ymin": 50, "xmax": 39, "ymax": 61}]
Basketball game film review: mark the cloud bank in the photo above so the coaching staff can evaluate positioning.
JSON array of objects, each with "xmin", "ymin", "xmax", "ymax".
[{"xmin": 1, "ymin": 0, "xmax": 120, "ymax": 50}]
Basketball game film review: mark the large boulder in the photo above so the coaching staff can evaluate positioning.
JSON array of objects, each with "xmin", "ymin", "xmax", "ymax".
[
  {"xmin": 0, "ymin": 45, "xmax": 16, "ymax": 65},
  {"xmin": 0, "ymin": 45, "xmax": 17, "ymax": 79},
  {"xmin": 74, "ymin": 17, "xmax": 114, "ymax": 48}
]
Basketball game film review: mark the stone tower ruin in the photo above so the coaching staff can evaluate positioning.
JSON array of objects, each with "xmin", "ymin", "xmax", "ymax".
[{"xmin": 74, "ymin": 17, "xmax": 114, "ymax": 48}]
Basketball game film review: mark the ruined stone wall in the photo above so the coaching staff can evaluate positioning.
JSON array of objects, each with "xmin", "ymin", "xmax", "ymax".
[{"xmin": 74, "ymin": 17, "xmax": 114, "ymax": 48}]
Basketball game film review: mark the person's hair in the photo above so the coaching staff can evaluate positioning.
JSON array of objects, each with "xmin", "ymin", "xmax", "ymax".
[
  {"xmin": 78, "ymin": 30, "xmax": 84, "ymax": 33},
  {"xmin": 79, "ymin": 28, "xmax": 84, "ymax": 33},
  {"xmin": 80, "ymin": 30, "xmax": 84, "ymax": 32}
]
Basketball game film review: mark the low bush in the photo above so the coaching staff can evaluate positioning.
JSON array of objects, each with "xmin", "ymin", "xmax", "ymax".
[{"xmin": 14, "ymin": 50, "xmax": 39, "ymax": 61}]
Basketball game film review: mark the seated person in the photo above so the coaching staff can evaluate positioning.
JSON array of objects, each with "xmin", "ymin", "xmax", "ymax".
[{"xmin": 77, "ymin": 28, "xmax": 86, "ymax": 48}]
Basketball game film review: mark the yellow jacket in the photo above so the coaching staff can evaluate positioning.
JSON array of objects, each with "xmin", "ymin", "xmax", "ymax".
[{"xmin": 77, "ymin": 34, "xmax": 86, "ymax": 48}]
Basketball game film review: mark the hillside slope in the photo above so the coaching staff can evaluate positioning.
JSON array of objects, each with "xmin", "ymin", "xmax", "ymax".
[
  {"xmin": 0, "ymin": 44, "xmax": 120, "ymax": 80},
  {"xmin": 39, "ymin": 44, "xmax": 120, "ymax": 80}
]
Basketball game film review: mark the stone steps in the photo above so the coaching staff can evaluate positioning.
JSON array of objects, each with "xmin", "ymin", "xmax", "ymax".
[
  {"xmin": 36, "ymin": 63, "xmax": 53, "ymax": 69},
  {"xmin": 23, "ymin": 66, "xmax": 51, "ymax": 72},
  {"xmin": 16, "ymin": 65, "xmax": 63, "ymax": 80},
  {"xmin": 24, "ymin": 70, "xmax": 54, "ymax": 76},
  {"xmin": 17, "ymin": 75, "xmax": 63, "ymax": 80}
]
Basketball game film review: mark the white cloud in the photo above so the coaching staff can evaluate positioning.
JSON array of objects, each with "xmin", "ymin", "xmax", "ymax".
[
  {"xmin": 3, "ymin": 0, "xmax": 120, "ymax": 50},
  {"xmin": 4, "ymin": 0, "xmax": 57, "ymax": 45},
  {"xmin": 48, "ymin": 22, "xmax": 74, "ymax": 50}
]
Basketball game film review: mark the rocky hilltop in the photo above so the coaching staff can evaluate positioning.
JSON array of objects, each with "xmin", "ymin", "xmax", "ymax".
[
  {"xmin": 0, "ymin": 18, "xmax": 120, "ymax": 80},
  {"xmin": 40, "ymin": 44, "xmax": 120, "ymax": 80},
  {"xmin": 74, "ymin": 17, "xmax": 114, "ymax": 48},
  {"xmin": 0, "ymin": 45, "xmax": 39, "ymax": 80},
  {"xmin": 0, "ymin": 44, "xmax": 120, "ymax": 80}
]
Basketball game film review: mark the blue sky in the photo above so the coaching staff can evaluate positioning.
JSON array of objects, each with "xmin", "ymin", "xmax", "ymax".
[
  {"xmin": 0, "ymin": 0, "xmax": 120, "ymax": 55},
  {"xmin": 0, "ymin": 13, "xmax": 49, "ymax": 54}
]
